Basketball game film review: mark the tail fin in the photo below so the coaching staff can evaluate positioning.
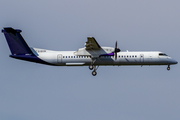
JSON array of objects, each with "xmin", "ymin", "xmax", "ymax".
[{"xmin": 2, "ymin": 27, "xmax": 33, "ymax": 55}]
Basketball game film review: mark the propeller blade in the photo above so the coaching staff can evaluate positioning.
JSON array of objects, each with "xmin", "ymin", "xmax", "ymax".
[
  {"xmin": 115, "ymin": 41, "xmax": 117, "ymax": 49},
  {"xmin": 114, "ymin": 41, "xmax": 118, "ymax": 60},
  {"xmin": 114, "ymin": 41, "xmax": 120, "ymax": 60},
  {"xmin": 115, "ymin": 52, "xmax": 117, "ymax": 60}
]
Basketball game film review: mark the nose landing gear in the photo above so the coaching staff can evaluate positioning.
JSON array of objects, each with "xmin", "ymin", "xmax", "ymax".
[{"xmin": 167, "ymin": 65, "xmax": 170, "ymax": 71}]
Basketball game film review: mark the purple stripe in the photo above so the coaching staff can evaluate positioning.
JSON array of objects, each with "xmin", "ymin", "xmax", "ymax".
[{"xmin": 101, "ymin": 52, "xmax": 114, "ymax": 56}]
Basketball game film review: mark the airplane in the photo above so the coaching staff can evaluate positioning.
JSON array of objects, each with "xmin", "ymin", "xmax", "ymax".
[{"xmin": 2, "ymin": 27, "xmax": 178, "ymax": 76}]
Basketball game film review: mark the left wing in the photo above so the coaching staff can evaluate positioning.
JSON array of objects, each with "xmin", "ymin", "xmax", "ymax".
[{"xmin": 85, "ymin": 37, "xmax": 101, "ymax": 50}]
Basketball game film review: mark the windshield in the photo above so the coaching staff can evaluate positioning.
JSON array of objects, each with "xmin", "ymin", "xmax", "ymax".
[{"xmin": 159, "ymin": 53, "xmax": 168, "ymax": 56}]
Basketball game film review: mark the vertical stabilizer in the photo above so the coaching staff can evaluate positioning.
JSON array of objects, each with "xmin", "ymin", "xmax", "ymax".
[{"xmin": 2, "ymin": 27, "xmax": 33, "ymax": 55}]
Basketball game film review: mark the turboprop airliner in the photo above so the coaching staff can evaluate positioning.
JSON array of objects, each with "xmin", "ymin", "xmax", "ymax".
[{"xmin": 2, "ymin": 27, "xmax": 178, "ymax": 76}]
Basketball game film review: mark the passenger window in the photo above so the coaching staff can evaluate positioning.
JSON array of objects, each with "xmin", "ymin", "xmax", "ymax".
[
  {"xmin": 119, "ymin": 56, "xmax": 120, "ymax": 58},
  {"xmin": 122, "ymin": 56, "xmax": 123, "ymax": 58},
  {"xmin": 66, "ymin": 56, "xmax": 67, "ymax": 58},
  {"xmin": 71, "ymin": 56, "xmax": 73, "ymax": 58},
  {"xmin": 135, "ymin": 55, "xmax": 137, "ymax": 57},
  {"xmin": 132, "ymin": 55, "xmax": 134, "ymax": 57},
  {"xmin": 127, "ymin": 56, "xmax": 128, "ymax": 58},
  {"xmin": 124, "ymin": 56, "xmax": 126, "ymax": 58}
]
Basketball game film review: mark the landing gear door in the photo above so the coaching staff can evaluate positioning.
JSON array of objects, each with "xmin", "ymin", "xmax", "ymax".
[{"xmin": 57, "ymin": 54, "xmax": 62, "ymax": 63}]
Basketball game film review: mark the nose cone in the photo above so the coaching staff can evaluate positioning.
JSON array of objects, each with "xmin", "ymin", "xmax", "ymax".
[{"xmin": 169, "ymin": 59, "xmax": 178, "ymax": 65}]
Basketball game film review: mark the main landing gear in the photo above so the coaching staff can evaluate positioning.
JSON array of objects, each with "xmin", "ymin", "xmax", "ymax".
[
  {"xmin": 167, "ymin": 65, "xmax": 170, "ymax": 71},
  {"xmin": 89, "ymin": 59, "xmax": 99, "ymax": 76},
  {"xmin": 89, "ymin": 65, "xmax": 99, "ymax": 76}
]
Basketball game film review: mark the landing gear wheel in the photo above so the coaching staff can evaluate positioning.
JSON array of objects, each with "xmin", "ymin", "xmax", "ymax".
[
  {"xmin": 89, "ymin": 65, "xmax": 94, "ymax": 70},
  {"xmin": 167, "ymin": 65, "xmax": 170, "ymax": 71},
  {"xmin": 92, "ymin": 70, "xmax": 97, "ymax": 76},
  {"xmin": 167, "ymin": 67, "xmax": 170, "ymax": 71}
]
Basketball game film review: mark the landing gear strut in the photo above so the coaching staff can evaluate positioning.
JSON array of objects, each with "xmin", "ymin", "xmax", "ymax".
[{"xmin": 167, "ymin": 65, "xmax": 170, "ymax": 71}]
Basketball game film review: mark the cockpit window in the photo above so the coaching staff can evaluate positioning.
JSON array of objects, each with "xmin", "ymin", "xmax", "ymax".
[{"xmin": 159, "ymin": 53, "xmax": 168, "ymax": 56}]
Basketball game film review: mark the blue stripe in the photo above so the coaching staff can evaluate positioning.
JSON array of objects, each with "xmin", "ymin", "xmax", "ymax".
[{"xmin": 10, "ymin": 55, "xmax": 57, "ymax": 66}]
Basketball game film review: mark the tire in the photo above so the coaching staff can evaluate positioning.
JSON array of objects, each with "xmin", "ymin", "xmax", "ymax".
[
  {"xmin": 89, "ymin": 65, "xmax": 93, "ymax": 70},
  {"xmin": 92, "ymin": 71, "xmax": 97, "ymax": 76}
]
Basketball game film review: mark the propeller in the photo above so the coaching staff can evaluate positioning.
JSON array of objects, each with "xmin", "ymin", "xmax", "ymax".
[{"xmin": 114, "ymin": 41, "xmax": 121, "ymax": 60}]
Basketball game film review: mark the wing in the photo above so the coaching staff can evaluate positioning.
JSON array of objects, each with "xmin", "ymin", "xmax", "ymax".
[{"xmin": 85, "ymin": 37, "xmax": 101, "ymax": 50}]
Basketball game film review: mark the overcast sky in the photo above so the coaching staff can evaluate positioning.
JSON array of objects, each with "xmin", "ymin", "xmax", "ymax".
[{"xmin": 0, "ymin": 0, "xmax": 180, "ymax": 120}]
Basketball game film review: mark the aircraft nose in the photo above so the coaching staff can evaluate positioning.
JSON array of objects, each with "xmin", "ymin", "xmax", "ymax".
[{"xmin": 170, "ymin": 59, "xmax": 178, "ymax": 64}]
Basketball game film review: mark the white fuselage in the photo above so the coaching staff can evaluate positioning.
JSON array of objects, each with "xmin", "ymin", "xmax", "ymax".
[{"xmin": 34, "ymin": 48, "xmax": 177, "ymax": 66}]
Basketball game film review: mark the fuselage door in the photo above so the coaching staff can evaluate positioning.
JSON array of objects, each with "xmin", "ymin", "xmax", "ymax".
[
  {"xmin": 57, "ymin": 54, "xmax": 62, "ymax": 63},
  {"xmin": 140, "ymin": 54, "xmax": 144, "ymax": 63}
]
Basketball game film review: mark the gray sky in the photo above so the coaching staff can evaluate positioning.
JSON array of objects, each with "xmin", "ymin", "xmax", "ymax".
[{"xmin": 0, "ymin": 0, "xmax": 180, "ymax": 120}]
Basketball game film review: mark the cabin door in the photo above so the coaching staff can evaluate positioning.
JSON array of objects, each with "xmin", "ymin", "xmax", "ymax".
[
  {"xmin": 140, "ymin": 54, "xmax": 144, "ymax": 63},
  {"xmin": 57, "ymin": 54, "xmax": 62, "ymax": 63}
]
